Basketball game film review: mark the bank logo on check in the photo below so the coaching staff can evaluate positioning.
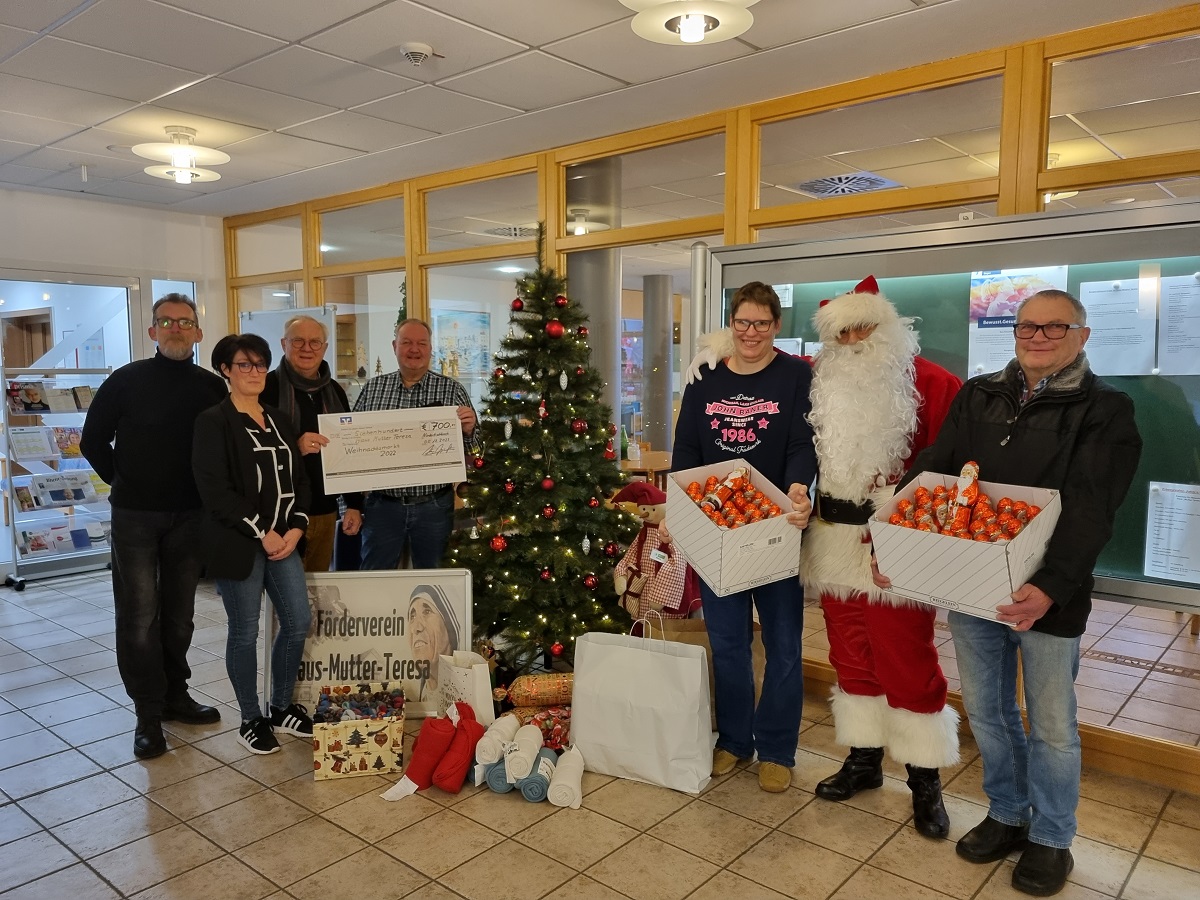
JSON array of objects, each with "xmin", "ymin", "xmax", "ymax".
[{"xmin": 339, "ymin": 416, "xmax": 353, "ymax": 424}]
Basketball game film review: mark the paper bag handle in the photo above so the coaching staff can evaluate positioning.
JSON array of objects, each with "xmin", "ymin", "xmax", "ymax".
[{"xmin": 634, "ymin": 610, "xmax": 667, "ymax": 648}]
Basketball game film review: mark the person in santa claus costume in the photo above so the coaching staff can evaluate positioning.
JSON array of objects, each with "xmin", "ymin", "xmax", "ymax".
[{"xmin": 687, "ymin": 275, "xmax": 962, "ymax": 837}]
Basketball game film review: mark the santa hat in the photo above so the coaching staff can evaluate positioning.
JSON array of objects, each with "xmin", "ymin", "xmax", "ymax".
[
  {"xmin": 813, "ymin": 275, "xmax": 900, "ymax": 342},
  {"xmin": 612, "ymin": 482, "xmax": 666, "ymax": 506}
]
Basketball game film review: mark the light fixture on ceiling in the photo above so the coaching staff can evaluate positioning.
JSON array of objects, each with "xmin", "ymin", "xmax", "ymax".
[
  {"xmin": 619, "ymin": 1, "xmax": 759, "ymax": 45},
  {"xmin": 133, "ymin": 126, "xmax": 229, "ymax": 185},
  {"xmin": 569, "ymin": 208, "xmax": 611, "ymax": 235},
  {"xmin": 497, "ymin": 266, "xmax": 523, "ymax": 273}
]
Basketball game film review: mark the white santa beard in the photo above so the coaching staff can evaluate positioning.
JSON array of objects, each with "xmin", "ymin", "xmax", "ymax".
[{"xmin": 808, "ymin": 324, "xmax": 919, "ymax": 502}]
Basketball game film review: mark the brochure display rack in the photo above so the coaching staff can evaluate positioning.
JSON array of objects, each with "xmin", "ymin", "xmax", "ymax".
[{"xmin": 2, "ymin": 367, "xmax": 111, "ymax": 590}]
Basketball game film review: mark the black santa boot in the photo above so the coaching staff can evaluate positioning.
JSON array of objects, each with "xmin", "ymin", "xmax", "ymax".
[
  {"xmin": 815, "ymin": 747, "xmax": 884, "ymax": 800},
  {"xmin": 906, "ymin": 764, "xmax": 950, "ymax": 838}
]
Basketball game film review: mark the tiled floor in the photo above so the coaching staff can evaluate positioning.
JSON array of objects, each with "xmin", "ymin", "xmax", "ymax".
[{"xmin": 1, "ymin": 571, "xmax": 1198, "ymax": 899}]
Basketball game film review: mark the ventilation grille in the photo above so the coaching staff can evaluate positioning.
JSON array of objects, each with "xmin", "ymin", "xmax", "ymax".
[
  {"xmin": 483, "ymin": 225, "xmax": 539, "ymax": 239},
  {"xmin": 791, "ymin": 172, "xmax": 903, "ymax": 197}
]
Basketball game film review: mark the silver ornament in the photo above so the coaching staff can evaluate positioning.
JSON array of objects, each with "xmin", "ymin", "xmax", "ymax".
[
  {"xmin": 469, "ymin": 526, "xmax": 480, "ymax": 539},
  {"xmin": 560, "ymin": 371, "xmax": 568, "ymax": 390},
  {"xmin": 582, "ymin": 535, "xmax": 591, "ymax": 554},
  {"xmin": 504, "ymin": 421, "xmax": 513, "ymax": 440}
]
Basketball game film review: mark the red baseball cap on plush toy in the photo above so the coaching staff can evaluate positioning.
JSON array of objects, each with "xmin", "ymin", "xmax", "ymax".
[{"xmin": 612, "ymin": 482, "xmax": 666, "ymax": 506}]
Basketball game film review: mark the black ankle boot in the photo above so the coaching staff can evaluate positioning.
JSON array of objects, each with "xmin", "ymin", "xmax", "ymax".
[
  {"xmin": 905, "ymin": 764, "xmax": 950, "ymax": 839},
  {"xmin": 815, "ymin": 747, "xmax": 884, "ymax": 801}
]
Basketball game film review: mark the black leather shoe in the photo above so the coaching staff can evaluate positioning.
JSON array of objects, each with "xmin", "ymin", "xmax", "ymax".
[
  {"xmin": 133, "ymin": 717, "xmax": 167, "ymax": 759},
  {"xmin": 162, "ymin": 694, "xmax": 221, "ymax": 725},
  {"xmin": 956, "ymin": 815, "xmax": 1030, "ymax": 863},
  {"xmin": 1012, "ymin": 844, "xmax": 1074, "ymax": 896},
  {"xmin": 815, "ymin": 747, "xmax": 884, "ymax": 801},
  {"xmin": 905, "ymin": 764, "xmax": 950, "ymax": 839}
]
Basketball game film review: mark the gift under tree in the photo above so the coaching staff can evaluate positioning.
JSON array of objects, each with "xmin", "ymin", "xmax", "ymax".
[{"xmin": 447, "ymin": 231, "xmax": 636, "ymax": 671}]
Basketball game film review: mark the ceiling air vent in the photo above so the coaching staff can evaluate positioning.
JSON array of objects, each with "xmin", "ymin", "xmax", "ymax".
[
  {"xmin": 483, "ymin": 225, "xmax": 539, "ymax": 239},
  {"xmin": 791, "ymin": 172, "xmax": 903, "ymax": 197}
]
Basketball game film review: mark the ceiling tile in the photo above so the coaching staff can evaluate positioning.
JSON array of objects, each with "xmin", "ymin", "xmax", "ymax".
[
  {"xmin": 87, "ymin": 178, "xmax": 214, "ymax": 205},
  {"xmin": 636, "ymin": 196, "xmax": 723, "ymax": 220},
  {"xmin": 0, "ymin": 73, "xmax": 135, "ymax": 125},
  {"xmin": 154, "ymin": 0, "xmax": 384, "ymax": 42},
  {"xmin": 54, "ymin": 0, "xmax": 285, "ymax": 74},
  {"xmin": 1075, "ymin": 93, "xmax": 1200, "ymax": 135},
  {"xmin": 281, "ymin": 112, "xmax": 436, "ymax": 153},
  {"xmin": 1050, "ymin": 35, "xmax": 1200, "ymax": 116},
  {"xmin": 220, "ymin": 132, "xmax": 362, "ymax": 170},
  {"xmin": 1044, "ymin": 136, "xmax": 1121, "ymax": 167},
  {"xmin": 1103, "ymin": 121, "xmax": 1200, "ymax": 158},
  {"xmin": 160, "ymin": 79, "xmax": 337, "ymax": 131},
  {"xmin": 35, "ymin": 169, "xmax": 118, "ymax": 192},
  {"xmin": 741, "ymin": 0, "xmax": 915, "ymax": 50},
  {"xmin": 304, "ymin": 0, "xmax": 525, "ymax": 80},
  {"xmin": 14, "ymin": 144, "xmax": 145, "ymax": 179},
  {"xmin": 871, "ymin": 156, "xmax": 1001, "ymax": 187},
  {"xmin": 837, "ymin": 138, "xmax": 964, "ymax": 172},
  {"xmin": 545, "ymin": 18, "xmax": 747, "ymax": 83},
  {"xmin": 0, "ymin": 37, "xmax": 202, "ymax": 102},
  {"xmin": 0, "ymin": 139, "xmax": 38, "ymax": 165},
  {"xmin": 0, "ymin": 23, "xmax": 36, "ymax": 56},
  {"xmin": 0, "ymin": 0, "xmax": 86, "ymax": 32},
  {"xmin": 224, "ymin": 46, "xmax": 420, "ymax": 108},
  {"xmin": 654, "ymin": 173, "xmax": 726, "ymax": 201},
  {"xmin": 356, "ymin": 86, "xmax": 518, "ymax": 133},
  {"xmin": 99, "ymin": 107, "xmax": 263, "ymax": 147},
  {"xmin": 760, "ymin": 158, "xmax": 861, "ymax": 190},
  {"xmin": 0, "ymin": 163, "xmax": 55, "ymax": 185},
  {"xmin": 427, "ymin": 0, "xmax": 629, "ymax": 46},
  {"xmin": 0, "ymin": 110, "xmax": 82, "ymax": 146},
  {"xmin": 441, "ymin": 52, "xmax": 623, "ymax": 112}
]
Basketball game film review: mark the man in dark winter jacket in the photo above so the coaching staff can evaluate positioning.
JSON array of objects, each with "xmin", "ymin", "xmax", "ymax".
[{"xmin": 876, "ymin": 289, "xmax": 1142, "ymax": 897}]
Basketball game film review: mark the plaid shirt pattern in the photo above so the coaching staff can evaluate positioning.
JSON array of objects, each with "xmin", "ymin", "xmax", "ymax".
[
  {"xmin": 352, "ymin": 369, "xmax": 483, "ymax": 500},
  {"xmin": 1018, "ymin": 369, "xmax": 1053, "ymax": 406}
]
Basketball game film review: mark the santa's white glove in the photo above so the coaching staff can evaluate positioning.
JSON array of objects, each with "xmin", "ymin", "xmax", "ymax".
[{"xmin": 684, "ymin": 329, "xmax": 735, "ymax": 385}]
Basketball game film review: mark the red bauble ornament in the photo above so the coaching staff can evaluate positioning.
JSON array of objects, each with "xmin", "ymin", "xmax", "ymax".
[
  {"xmin": 604, "ymin": 541, "xmax": 621, "ymax": 558},
  {"xmin": 493, "ymin": 366, "xmax": 505, "ymax": 378},
  {"xmin": 608, "ymin": 423, "xmax": 618, "ymax": 436},
  {"xmin": 540, "ymin": 567, "xmax": 552, "ymax": 582},
  {"xmin": 537, "ymin": 399, "xmax": 548, "ymax": 419},
  {"xmin": 603, "ymin": 440, "xmax": 616, "ymax": 460},
  {"xmin": 545, "ymin": 319, "xmax": 565, "ymax": 339},
  {"xmin": 577, "ymin": 326, "xmax": 589, "ymax": 337},
  {"xmin": 511, "ymin": 298, "xmax": 524, "ymax": 311},
  {"xmin": 587, "ymin": 496, "xmax": 600, "ymax": 509},
  {"xmin": 503, "ymin": 479, "xmax": 515, "ymax": 494},
  {"xmin": 554, "ymin": 295, "xmax": 568, "ymax": 308},
  {"xmin": 472, "ymin": 455, "xmax": 485, "ymax": 470},
  {"xmin": 570, "ymin": 418, "xmax": 588, "ymax": 434},
  {"xmin": 541, "ymin": 476, "xmax": 555, "ymax": 491},
  {"xmin": 490, "ymin": 535, "xmax": 508, "ymax": 552},
  {"xmin": 541, "ymin": 504, "xmax": 556, "ymax": 519},
  {"xmin": 575, "ymin": 366, "xmax": 585, "ymax": 376},
  {"xmin": 583, "ymin": 574, "xmax": 598, "ymax": 590},
  {"xmin": 550, "ymin": 641, "xmax": 564, "ymax": 656}
]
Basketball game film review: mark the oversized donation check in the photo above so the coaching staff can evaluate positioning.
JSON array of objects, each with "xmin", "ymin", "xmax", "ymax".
[{"xmin": 318, "ymin": 407, "xmax": 468, "ymax": 494}]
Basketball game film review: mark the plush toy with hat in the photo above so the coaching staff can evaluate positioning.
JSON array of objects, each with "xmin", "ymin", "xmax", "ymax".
[{"xmin": 609, "ymin": 481, "xmax": 700, "ymax": 619}]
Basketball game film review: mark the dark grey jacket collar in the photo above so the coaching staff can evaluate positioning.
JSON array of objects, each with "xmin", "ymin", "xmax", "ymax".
[{"xmin": 989, "ymin": 350, "xmax": 1091, "ymax": 396}]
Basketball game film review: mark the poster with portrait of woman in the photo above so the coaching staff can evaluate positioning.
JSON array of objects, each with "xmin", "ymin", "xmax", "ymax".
[{"xmin": 294, "ymin": 570, "xmax": 473, "ymax": 717}]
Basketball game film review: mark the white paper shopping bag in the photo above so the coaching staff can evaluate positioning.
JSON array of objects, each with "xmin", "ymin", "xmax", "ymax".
[
  {"xmin": 570, "ymin": 630, "xmax": 712, "ymax": 794},
  {"xmin": 438, "ymin": 651, "xmax": 495, "ymax": 725}
]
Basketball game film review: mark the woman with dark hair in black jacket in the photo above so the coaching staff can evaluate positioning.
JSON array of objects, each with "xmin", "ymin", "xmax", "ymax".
[{"xmin": 193, "ymin": 333, "xmax": 314, "ymax": 755}]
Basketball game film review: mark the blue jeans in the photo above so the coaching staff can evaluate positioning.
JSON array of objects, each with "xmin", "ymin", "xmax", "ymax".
[
  {"xmin": 359, "ymin": 490, "xmax": 454, "ymax": 570},
  {"xmin": 109, "ymin": 507, "xmax": 205, "ymax": 717},
  {"xmin": 218, "ymin": 549, "xmax": 311, "ymax": 722},
  {"xmin": 950, "ymin": 612, "xmax": 1082, "ymax": 848},
  {"xmin": 702, "ymin": 577, "xmax": 805, "ymax": 767}
]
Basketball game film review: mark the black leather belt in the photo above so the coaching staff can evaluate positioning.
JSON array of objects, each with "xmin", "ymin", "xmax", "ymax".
[
  {"xmin": 816, "ymin": 491, "xmax": 875, "ymax": 526},
  {"xmin": 372, "ymin": 486, "xmax": 451, "ymax": 505}
]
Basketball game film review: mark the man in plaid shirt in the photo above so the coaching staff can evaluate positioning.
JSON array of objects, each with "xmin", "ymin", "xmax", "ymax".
[{"xmin": 353, "ymin": 318, "xmax": 482, "ymax": 569}]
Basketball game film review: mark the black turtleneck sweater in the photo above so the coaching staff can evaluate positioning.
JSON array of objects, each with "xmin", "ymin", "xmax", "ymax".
[{"xmin": 81, "ymin": 351, "xmax": 227, "ymax": 511}]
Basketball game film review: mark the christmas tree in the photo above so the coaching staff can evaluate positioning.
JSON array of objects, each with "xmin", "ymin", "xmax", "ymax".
[{"xmin": 449, "ymin": 229, "xmax": 636, "ymax": 671}]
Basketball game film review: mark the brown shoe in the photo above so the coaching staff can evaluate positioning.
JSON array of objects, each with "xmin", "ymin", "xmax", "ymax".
[
  {"xmin": 759, "ymin": 762, "xmax": 792, "ymax": 793},
  {"xmin": 712, "ymin": 748, "xmax": 746, "ymax": 776}
]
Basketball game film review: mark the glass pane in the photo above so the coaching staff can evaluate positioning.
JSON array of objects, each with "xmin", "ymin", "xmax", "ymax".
[
  {"xmin": 320, "ymin": 271, "xmax": 406, "ymax": 405},
  {"xmin": 1044, "ymin": 177, "xmax": 1200, "ymax": 211},
  {"xmin": 756, "ymin": 203, "xmax": 999, "ymax": 244},
  {"xmin": 319, "ymin": 197, "xmax": 405, "ymax": 265},
  {"xmin": 0, "ymin": 278, "xmax": 131, "ymax": 371},
  {"xmin": 234, "ymin": 281, "xmax": 305, "ymax": 314},
  {"xmin": 234, "ymin": 216, "xmax": 302, "ymax": 276},
  {"xmin": 759, "ymin": 77, "xmax": 1003, "ymax": 208},
  {"xmin": 425, "ymin": 173, "xmax": 538, "ymax": 253},
  {"xmin": 1049, "ymin": 36, "xmax": 1200, "ymax": 168},
  {"xmin": 427, "ymin": 257, "xmax": 536, "ymax": 408},
  {"xmin": 564, "ymin": 134, "xmax": 725, "ymax": 231}
]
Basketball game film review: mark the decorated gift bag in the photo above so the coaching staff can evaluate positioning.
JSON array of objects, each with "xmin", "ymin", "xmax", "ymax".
[
  {"xmin": 571, "ymin": 623, "xmax": 712, "ymax": 794},
  {"xmin": 312, "ymin": 683, "xmax": 406, "ymax": 780},
  {"xmin": 438, "ymin": 651, "xmax": 496, "ymax": 726}
]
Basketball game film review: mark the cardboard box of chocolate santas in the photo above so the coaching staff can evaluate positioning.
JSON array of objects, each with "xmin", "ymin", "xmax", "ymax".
[{"xmin": 312, "ymin": 683, "xmax": 405, "ymax": 780}]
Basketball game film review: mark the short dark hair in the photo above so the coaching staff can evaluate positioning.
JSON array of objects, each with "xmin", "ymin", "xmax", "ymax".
[
  {"xmin": 729, "ymin": 282, "xmax": 782, "ymax": 323},
  {"xmin": 211, "ymin": 333, "xmax": 271, "ymax": 380},
  {"xmin": 152, "ymin": 292, "xmax": 198, "ymax": 319},
  {"xmin": 394, "ymin": 318, "xmax": 432, "ymax": 338}
]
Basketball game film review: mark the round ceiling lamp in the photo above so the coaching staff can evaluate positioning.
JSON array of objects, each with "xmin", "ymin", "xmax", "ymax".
[
  {"xmin": 132, "ymin": 125, "xmax": 230, "ymax": 185},
  {"xmin": 619, "ymin": 1, "xmax": 759, "ymax": 45}
]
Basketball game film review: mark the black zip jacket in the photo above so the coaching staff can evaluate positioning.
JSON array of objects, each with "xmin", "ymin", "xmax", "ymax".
[{"xmin": 898, "ymin": 353, "xmax": 1142, "ymax": 637}]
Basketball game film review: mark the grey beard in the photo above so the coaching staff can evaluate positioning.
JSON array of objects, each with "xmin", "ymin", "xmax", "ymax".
[{"xmin": 158, "ymin": 343, "xmax": 193, "ymax": 361}]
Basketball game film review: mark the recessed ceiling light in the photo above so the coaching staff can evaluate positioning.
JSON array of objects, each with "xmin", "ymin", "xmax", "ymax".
[
  {"xmin": 497, "ymin": 266, "xmax": 522, "ymax": 273},
  {"xmin": 1105, "ymin": 197, "xmax": 1137, "ymax": 205}
]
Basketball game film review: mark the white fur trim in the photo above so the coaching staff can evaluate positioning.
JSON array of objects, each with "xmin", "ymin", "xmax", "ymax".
[
  {"xmin": 829, "ymin": 686, "xmax": 888, "ymax": 748},
  {"xmin": 686, "ymin": 328, "xmax": 735, "ymax": 384},
  {"xmin": 800, "ymin": 517, "xmax": 924, "ymax": 607},
  {"xmin": 885, "ymin": 704, "xmax": 960, "ymax": 769},
  {"xmin": 814, "ymin": 290, "xmax": 900, "ymax": 343}
]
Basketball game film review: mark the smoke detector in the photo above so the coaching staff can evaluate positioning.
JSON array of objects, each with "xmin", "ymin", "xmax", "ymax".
[{"xmin": 401, "ymin": 42, "xmax": 436, "ymax": 66}]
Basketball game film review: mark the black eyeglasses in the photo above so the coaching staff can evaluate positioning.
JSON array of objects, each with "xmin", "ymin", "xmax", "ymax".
[
  {"xmin": 287, "ymin": 338, "xmax": 326, "ymax": 351},
  {"xmin": 732, "ymin": 318, "xmax": 774, "ymax": 333},
  {"xmin": 232, "ymin": 361, "xmax": 269, "ymax": 373},
  {"xmin": 1013, "ymin": 322, "xmax": 1084, "ymax": 340},
  {"xmin": 155, "ymin": 316, "xmax": 197, "ymax": 330}
]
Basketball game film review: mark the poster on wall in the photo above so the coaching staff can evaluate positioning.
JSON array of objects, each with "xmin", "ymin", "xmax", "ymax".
[
  {"xmin": 967, "ymin": 267, "xmax": 1068, "ymax": 375},
  {"xmin": 1157, "ymin": 274, "xmax": 1200, "ymax": 376},
  {"xmin": 1144, "ymin": 482, "xmax": 1200, "ymax": 586},
  {"xmin": 1077, "ymin": 280, "xmax": 1156, "ymax": 375},
  {"xmin": 432, "ymin": 310, "xmax": 490, "ymax": 379},
  {"xmin": 295, "ymin": 570, "xmax": 474, "ymax": 717}
]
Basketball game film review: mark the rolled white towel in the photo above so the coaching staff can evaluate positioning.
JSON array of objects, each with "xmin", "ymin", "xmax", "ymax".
[
  {"xmin": 504, "ymin": 724, "xmax": 544, "ymax": 782},
  {"xmin": 548, "ymin": 745, "xmax": 585, "ymax": 809},
  {"xmin": 475, "ymin": 713, "xmax": 520, "ymax": 765}
]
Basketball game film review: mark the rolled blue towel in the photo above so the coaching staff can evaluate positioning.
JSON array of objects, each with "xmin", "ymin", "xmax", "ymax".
[
  {"xmin": 517, "ymin": 748, "xmax": 557, "ymax": 802},
  {"xmin": 485, "ymin": 760, "xmax": 514, "ymax": 794}
]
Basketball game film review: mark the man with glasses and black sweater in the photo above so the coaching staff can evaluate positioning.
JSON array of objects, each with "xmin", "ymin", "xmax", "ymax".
[{"xmin": 81, "ymin": 293, "xmax": 227, "ymax": 760}]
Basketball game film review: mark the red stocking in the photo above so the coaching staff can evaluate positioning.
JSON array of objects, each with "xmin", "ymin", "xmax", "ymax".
[
  {"xmin": 433, "ymin": 703, "xmax": 486, "ymax": 793},
  {"xmin": 403, "ymin": 716, "xmax": 456, "ymax": 791}
]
